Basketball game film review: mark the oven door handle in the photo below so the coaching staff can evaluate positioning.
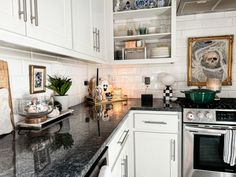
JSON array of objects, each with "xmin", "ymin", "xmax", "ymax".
[{"xmin": 185, "ymin": 125, "xmax": 227, "ymax": 135}]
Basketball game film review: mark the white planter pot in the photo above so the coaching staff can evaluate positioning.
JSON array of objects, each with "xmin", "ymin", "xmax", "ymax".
[{"xmin": 54, "ymin": 95, "xmax": 69, "ymax": 111}]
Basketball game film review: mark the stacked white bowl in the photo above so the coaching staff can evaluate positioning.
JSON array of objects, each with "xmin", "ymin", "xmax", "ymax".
[{"xmin": 150, "ymin": 46, "xmax": 170, "ymax": 58}]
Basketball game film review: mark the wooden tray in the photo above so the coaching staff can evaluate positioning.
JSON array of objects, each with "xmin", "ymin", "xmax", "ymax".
[
  {"xmin": 0, "ymin": 60, "xmax": 14, "ymax": 127},
  {"xmin": 86, "ymin": 96, "xmax": 128, "ymax": 105}
]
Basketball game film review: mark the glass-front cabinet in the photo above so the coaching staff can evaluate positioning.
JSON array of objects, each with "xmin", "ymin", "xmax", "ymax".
[{"xmin": 109, "ymin": 0, "xmax": 176, "ymax": 64}]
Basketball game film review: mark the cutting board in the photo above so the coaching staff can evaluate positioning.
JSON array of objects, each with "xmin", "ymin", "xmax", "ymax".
[{"xmin": 0, "ymin": 60, "xmax": 14, "ymax": 127}]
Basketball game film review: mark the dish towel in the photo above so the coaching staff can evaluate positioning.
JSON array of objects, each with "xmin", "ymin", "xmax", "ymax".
[
  {"xmin": 98, "ymin": 165, "xmax": 112, "ymax": 177},
  {"xmin": 224, "ymin": 129, "xmax": 236, "ymax": 166},
  {"xmin": 0, "ymin": 88, "xmax": 13, "ymax": 135}
]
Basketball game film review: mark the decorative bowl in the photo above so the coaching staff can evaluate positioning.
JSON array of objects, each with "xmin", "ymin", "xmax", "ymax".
[{"xmin": 18, "ymin": 97, "xmax": 53, "ymax": 118}]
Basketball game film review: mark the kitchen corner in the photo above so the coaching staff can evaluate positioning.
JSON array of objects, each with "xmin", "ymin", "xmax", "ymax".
[
  {"xmin": 1, "ymin": 0, "xmax": 236, "ymax": 177},
  {"xmin": 0, "ymin": 98, "xmax": 181, "ymax": 177}
]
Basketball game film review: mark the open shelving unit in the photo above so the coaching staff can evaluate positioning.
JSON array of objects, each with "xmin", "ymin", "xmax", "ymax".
[
  {"xmin": 111, "ymin": 0, "xmax": 176, "ymax": 64},
  {"xmin": 114, "ymin": 32, "xmax": 171, "ymax": 41}
]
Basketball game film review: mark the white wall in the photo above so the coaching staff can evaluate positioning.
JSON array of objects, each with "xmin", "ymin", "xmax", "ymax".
[
  {"xmin": 3, "ymin": 11, "xmax": 236, "ymax": 123},
  {"xmin": 0, "ymin": 47, "xmax": 98, "ymax": 122},
  {"xmin": 99, "ymin": 11, "xmax": 236, "ymax": 98}
]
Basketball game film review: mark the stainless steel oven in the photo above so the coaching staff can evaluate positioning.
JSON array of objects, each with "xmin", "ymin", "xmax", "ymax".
[
  {"xmin": 182, "ymin": 106, "xmax": 236, "ymax": 177},
  {"xmin": 183, "ymin": 124, "xmax": 236, "ymax": 177}
]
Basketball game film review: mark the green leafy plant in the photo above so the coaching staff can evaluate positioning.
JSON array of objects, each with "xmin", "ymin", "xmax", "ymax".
[{"xmin": 46, "ymin": 75, "xmax": 72, "ymax": 96}]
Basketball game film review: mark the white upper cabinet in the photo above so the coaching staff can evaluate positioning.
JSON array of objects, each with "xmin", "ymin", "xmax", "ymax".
[
  {"xmin": 72, "ymin": 0, "xmax": 93, "ymax": 56},
  {"xmin": 0, "ymin": 0, "xmax": 25, "ymax": 35},
  {"xmin": 26, "ymin": 0, "xmax": 72, "ymax": 48},
  {"xmin": 0, "ymin": 0, "xmax": 72, "ymax": 48},
  {"xmin": 92, "ymin": 0, "xmax": 105, "ymax": 59},
  {"xmin": 72, "ymin": 0, "xmax": 106, "ymax": 60},
  {"xmin": 0, "ymin": 0, "xmax": 107, "ymax": 62}
]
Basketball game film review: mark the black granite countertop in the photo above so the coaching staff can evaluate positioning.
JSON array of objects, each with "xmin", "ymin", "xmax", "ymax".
[{"xmin": 0, "ymin": 98, "xmax": 181, "ymax": 177}]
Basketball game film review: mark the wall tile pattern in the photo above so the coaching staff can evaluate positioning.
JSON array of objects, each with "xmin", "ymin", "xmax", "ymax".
[{"xmin": 99, "ymin": 11, "xmax": 236, "ymax": 98}]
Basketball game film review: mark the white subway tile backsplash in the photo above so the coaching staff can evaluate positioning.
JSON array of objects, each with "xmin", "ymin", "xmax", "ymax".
[
  {"xmin": 225, "ymin": 11, "xmax": 236, "ymax": 17},
  {"xmin": 0, "ymin": 47, "xmax": 31, "ymax": 60},
  {"xmin": 176, "ymin": 20, "xmax": 202, "ymax": 30},
  {"xmin": 1, "ymin": 49, "xmax": 93, "ymax": 109},
  {"xmin": 202, "ymin": 18, "xmax": 233, "ymax": 28},
  {"xmin": 177, "ymin": 14, "xmax": 196, "ymax": 22},
  {"xmin": 196, "ymin": 12, "xmax": 225, "ymax": 19}
]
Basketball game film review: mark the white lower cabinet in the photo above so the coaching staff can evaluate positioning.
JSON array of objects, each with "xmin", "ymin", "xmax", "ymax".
[
  {"xmin": 135, "ymin": 132, "xmax": 177, "ymax": 177},
  {"xmin": 108, "ymin": 111, "xmax": 180, "ymax": 177},
  {"xmin": 133, "ymin": 111, "xmax": 180, "ymax": 177},
  {"xmin": 108, "ymin": 115, "xmax": 132, "ymax": 177},
  {"xmin": 111, "ymin": 135, "xmax": 130, "ymax": 177}
]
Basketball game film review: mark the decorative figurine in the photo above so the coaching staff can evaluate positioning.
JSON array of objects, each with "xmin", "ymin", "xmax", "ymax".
[
  {"xmin": 124, "ymin": 1, "xmax": 132, "ymax": 10},
  {"xmin": 114, "ymin": 0, "xmax": 121, "ymax": 12}
]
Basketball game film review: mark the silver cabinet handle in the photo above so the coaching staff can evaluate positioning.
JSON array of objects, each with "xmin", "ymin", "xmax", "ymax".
[
  {"xmin": 18, "ymin": 0, "xmax": 27, "ymax": 22},
  {"xmin": 185, "ymin": 125, "xmax": 226, "ymax": 135},
  {"xmin": 117, "ymin": 130, "xmax": 129, "ymax": 145},
  {"xmin": 125, "ymin": 155, "xmax": 128, "ymax": 177},
  {"xmin": 30, "ymin": 0, "xmax": 38, "ymax": 26},
  {"xmin": 93, "ymin": 27, "xmax": 97, "ymax": 51},
  {"xmin": 170, "ymin": 139, "xmax": 175, "ymax": 161},
  {"xmin": 121, "ymin": 155, "xmax": 128, "ymax": 177},
  {"xmin": 97, "ymin": 29, "xmax": 100, "ymax": 52},
  {"xmin": 143, "ymin": 121, "xmax": 167, "ymax": 125}
]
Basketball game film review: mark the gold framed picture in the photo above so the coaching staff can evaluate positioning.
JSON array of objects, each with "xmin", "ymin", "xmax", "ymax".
[
  {"xmin": 29, "ymin": 65, "xmax": 46, "ymax": 94},
  {"xmin": 188, "ymin": 35, "xmax": 233, "ymax": 86}
]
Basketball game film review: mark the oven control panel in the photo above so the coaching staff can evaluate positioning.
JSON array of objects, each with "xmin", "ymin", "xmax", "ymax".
[
  {"xmin": 216, "ymin": 111, "xmax": 236, "ymax": 122},
  {"xmin": 184, "ymin": 109, "xmax": 236, "ymax": 124},
  {"xmin": 184, "ymin": 109, "xmax": 215, "ymax": 123}
]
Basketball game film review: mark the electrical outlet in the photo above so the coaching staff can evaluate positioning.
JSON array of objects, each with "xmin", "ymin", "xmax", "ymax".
[
  {"xmin": 84, "ymin": 80, "xmax": 89, "ymax": 86},
  {"xmin": 144, "ymin": 77, "xmax": 150, "ymax": 85}
]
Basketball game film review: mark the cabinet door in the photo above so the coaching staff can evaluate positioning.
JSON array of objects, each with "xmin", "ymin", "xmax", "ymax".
[
  {"xmin": 92, "ymin": 0, "xmax": 105, "ymax": 59},
  {"xmin": 72, "ymin": 0, "xmax": 93, "ymax": 56},
  {"xmin": 26, "ymin": 0, "xmax": 72, "ymax": 48},
  {"xmin": 112, "ymin": 134, "xmax": 130, "ymax": 177},
  {"xmin": 135, "ymin": 132, "xmax": 177, "ymax": 177},
  {"xmin": 0, "ymin": 0, "xmax": 25, "ymax": 35}
]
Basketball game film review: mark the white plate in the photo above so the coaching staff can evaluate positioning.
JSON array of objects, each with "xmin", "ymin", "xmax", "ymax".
[{"xmin": 150, "ymin": 55, "xmax": 170, "ymax": 58}]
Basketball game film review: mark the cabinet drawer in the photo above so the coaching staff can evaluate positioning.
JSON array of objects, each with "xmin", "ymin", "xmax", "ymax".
[
  {"xmin": 108, "ymin": 119, "xmax": 129, "ymax": 168},
  {"xmin": 134, "ymin": 113, "xmax": 179, "ymax": 133}
]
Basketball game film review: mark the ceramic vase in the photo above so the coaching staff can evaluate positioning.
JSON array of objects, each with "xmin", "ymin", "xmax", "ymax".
[{"xmin": 54, "ymin": 95, "xmax": 69, "ymax": 111}]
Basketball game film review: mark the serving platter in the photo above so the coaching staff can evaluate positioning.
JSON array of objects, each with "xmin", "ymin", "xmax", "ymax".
[{"xmin": 17, "ymin": 109, "xmax": 74, "ymax": 130}]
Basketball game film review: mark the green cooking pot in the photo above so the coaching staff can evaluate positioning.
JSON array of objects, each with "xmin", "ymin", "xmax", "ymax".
[{"xmin": 181, "ymin": 89, "xmax": 216, "ymax": 104}]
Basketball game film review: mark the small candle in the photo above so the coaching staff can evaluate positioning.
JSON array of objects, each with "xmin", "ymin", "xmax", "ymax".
[
  {"xmin": 113, "ymin": 88, "xmax": 122, "ymax": 99},
  {"xmin": 206, "ymin": 78, "xmax": 222, "ymax": 92}
]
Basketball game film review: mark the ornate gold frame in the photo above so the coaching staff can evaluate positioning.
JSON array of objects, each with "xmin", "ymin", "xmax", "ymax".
[
  {"xmin": 29, "ymin": 65, "xmax": 46, "ymax": 94},
  {"xmin": 188, "ymin": 35, "xmax": 233, "ymax": 86}
]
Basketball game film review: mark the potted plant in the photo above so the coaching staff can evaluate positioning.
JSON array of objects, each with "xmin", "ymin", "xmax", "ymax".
[{"xmin": 46, "ymin": 75, "xmax": 72, "ymax": 111}]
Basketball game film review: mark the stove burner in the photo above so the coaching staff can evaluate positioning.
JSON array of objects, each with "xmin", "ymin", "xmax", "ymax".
[{"xmin": 177, "ymin": 97, "xmax": 236, "ymax": 109}]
